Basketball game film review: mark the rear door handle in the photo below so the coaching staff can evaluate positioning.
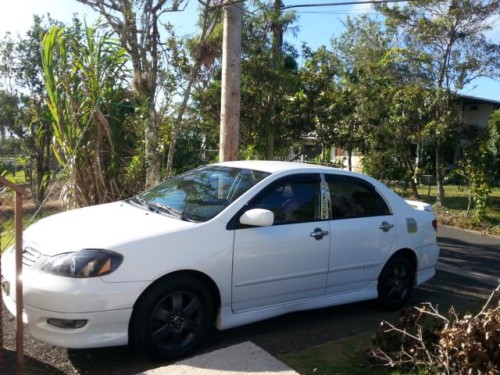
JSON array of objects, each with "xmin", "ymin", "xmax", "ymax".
[
  {"xmin": 310, "ymin": 228, "xmax": 329, "ymax": 240},
  {"xmin": 379, "ymin": 221, "xmax": 394, "ymax": 232}
]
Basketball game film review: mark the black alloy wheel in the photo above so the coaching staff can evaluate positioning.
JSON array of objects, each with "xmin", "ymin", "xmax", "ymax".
[
  {"xmin": 130, "ymin": 276, "xmax": 213, "ymax": 360},
  {"xmin": 377, "ymin": 255, "xmax": 414, "ymax": 311}
]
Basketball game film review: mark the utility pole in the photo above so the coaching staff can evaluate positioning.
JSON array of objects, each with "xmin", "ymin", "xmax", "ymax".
[
  {"xmin": 265, "ymin": 0, "xmax": 283, "ymax": 160},
  {"xmin": 219, "ymin": 0, "xmax": 243, "ymax": 161}
]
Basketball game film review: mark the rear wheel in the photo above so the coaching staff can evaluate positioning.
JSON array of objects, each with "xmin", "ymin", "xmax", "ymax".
[
  {"xmin": 130, "ymin": 276, "xmax": 213, "ymax": 360},
  {"xmin": 377, "ymin": 255, "xmax": 414, "ymax": 310}
]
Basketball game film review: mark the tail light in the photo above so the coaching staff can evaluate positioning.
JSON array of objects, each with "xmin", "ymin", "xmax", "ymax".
[{"xmin": 432, "ymin": 219, "xmax": 438, "ymax": 231}]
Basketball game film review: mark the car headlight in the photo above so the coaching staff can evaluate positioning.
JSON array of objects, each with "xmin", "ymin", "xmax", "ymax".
[{"xmin": 40, "ymin": 249, "xmax": 123, "ymax": 278}]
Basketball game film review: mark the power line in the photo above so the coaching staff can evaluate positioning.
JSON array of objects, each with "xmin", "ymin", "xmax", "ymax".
[
  {"xmin": 296, "ymin": 11, "xmax": 380, "ymax": 14},
  {"xmin": 282, "ymin": 0, "xmax": 411, "ymax": 10}
]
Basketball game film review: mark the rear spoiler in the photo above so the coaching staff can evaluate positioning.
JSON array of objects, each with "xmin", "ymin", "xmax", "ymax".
[{"xmin": 405, "ymin": 199, "xmax": 433, "ymax": 212}]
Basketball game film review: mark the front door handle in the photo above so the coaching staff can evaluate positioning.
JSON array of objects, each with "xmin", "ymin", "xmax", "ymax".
[
  {"xmin": 310, "ymin": 228, "xmax": 329, "ymax": 240},
  {"xmin": 379, "ymin": 221, "xmax": 395, "ymax": 232}
]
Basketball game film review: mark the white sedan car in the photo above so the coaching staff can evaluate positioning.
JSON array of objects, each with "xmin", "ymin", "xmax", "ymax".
[{"xmin": 2, "ymin": 161, "xmax": 439, "ymax": 359}]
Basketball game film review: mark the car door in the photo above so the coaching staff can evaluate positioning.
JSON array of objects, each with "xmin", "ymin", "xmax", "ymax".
[
  {"xmin": 231, "ymin": 173, "xmax": 330, "ymax": 312},
  {"xmin": 324, "ymin": 174, "xmax": 396, "ymax": 295}
]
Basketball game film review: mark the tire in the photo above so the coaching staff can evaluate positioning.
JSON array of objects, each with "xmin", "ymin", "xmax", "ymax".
[
  {"xmin": 377, "ymin": 255, "xmax": 414, "ymax": 311},
  {"xmin": 129, "ymin": 276, "xmax": 214, "ymax": 360}
]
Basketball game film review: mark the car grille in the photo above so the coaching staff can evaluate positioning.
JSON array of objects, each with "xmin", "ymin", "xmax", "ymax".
[{"xmin": 22, "ymin": 246, "xmax": 42, "ymax": 268}]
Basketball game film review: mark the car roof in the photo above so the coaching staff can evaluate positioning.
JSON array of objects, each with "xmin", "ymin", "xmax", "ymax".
[{"xmin": 213, "ymin": 160, "xmax": 339, "ymax": 174}]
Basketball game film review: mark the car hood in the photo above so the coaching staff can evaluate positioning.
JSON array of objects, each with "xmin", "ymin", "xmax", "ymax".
[{"xmin": 24, "ymin": 201, "xmax": 196, "ymax": 256}]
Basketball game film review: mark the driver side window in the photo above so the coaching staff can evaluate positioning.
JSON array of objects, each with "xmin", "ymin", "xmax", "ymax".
[{"xmin": 249, "ymin": 174, "xmax": 321, "ymax": 225}]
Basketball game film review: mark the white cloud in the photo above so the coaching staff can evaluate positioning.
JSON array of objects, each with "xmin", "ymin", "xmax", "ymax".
[{"xmin": 485, "ymin": 14, "xmax": 500, "ymax": 42}]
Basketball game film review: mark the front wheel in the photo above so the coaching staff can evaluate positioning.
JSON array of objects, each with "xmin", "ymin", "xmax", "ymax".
[
  {"xmin": 129, "ymin": 276, "xmax": 213, "ymax": 360},
  {"xmin": 377, "ymin": 256, "xmax": 414, "ymax": 310}
]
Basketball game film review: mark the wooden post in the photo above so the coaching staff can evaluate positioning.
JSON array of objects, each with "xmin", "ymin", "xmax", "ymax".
[
  {"xmin": 0, "ymin": 176, "xmax": 28, "ymax": 375},
  {"xmin": 219, "ymin": 0, "xmax": 243, "ymax": 162}
]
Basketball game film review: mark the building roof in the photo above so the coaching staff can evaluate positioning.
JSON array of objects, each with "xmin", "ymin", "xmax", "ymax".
[{"xmin": 458, "ymin": 94, "xmax": 500, "ymax": 106}]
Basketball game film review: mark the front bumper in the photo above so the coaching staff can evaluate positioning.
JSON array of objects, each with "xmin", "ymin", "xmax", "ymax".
[
  {"xmin": 2, "ymin": 290, "xmax": 133, "ymax": 348},
  {"xmin": 1, "ymin": 249, "xmax": 147, "ymax": 349}
]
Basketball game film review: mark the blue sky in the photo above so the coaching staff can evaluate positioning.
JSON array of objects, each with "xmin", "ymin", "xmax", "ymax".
[{"xmin": 1, "ymin": 0, "xmax": 499, "ymax": 101}]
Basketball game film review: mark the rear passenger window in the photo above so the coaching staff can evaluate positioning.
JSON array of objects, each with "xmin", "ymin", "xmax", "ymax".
[{"xmin": 325, "ymin": 175, "xmax": 390, "ymax": 219}]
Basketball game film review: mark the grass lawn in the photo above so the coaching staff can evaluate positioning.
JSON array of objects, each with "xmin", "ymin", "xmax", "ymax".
[
  {"xmin": 281, "ymin": 332, "xmax": 388, "ymax": 375},
  {"xmin": 399, "ymin": 185, "xmax": 500, "ymax": 235},
  {"xmin": 281, "ymin": 331, "xmax": 433, "ymax": 375},
  {"xmin": 1, "ymin": 170, "xmax": 27, "ymax": 185}
]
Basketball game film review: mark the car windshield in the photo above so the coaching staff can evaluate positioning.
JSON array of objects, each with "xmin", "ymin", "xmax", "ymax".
[{"xmin": 134, "ymin": 166, "xmax": 270, "ymax": 222}]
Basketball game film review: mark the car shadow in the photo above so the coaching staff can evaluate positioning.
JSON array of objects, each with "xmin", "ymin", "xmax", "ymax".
[{"xmin": 2, "ymin": 348, "xmax": 67, "ymax": 375}]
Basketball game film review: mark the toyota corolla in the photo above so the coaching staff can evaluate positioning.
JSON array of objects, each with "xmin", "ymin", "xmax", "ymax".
[{"xmin": 1, "ymin": 161, "xmax": 439, "ymax": 359}]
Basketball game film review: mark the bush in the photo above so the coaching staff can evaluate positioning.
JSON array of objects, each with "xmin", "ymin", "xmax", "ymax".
[{"xmin": 369, "ymin": 285, "xmax": 500, "ymax": 374}]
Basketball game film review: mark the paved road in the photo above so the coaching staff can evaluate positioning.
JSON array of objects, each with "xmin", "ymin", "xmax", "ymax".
[
  {"xmin": 2, "ymin": 226, "xmax": 499, "ymax": 374},
  {"xmin": 436, "ymin": 226, "xmax": 499, "ymax": 287}
]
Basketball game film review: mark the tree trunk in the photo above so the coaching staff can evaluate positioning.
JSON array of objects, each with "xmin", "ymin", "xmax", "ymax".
[
  {"xmin": 403, "ymin": 157, "xmax": 419, "ymax": 199},
  {"xmin": 144, "ymin": 99, "xmax": 160, "ymax": 188},
  {"xmin": 265, "ymin": 93, "xmax": 275, "ymax": 160},
  {"xmin": 219, "ymin": 1, "xmax": 243, "ymax": 162},
  {"xmin": 165, "ymin": 67, "xmax": 199, "ymax": 177},
  {"xmin": 165, "ymin": 1, "xmax": 216, "ymax": 176},
  {"xmin": 435, "ymin": 139, "xmax": 445, "ymax": 207},
  {"xmin": 265, "ymin": 0, "xmax": 282, "ymax": 160}
]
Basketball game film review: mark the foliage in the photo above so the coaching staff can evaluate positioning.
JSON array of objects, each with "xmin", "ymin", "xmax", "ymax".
[
  {"xmin": 329, "ymin": 16, "xmax": 428, "ymax": 192},
  {"xmin": 293, "ymin": 45, "xmax": 343, "ymax": 155},
  {"xmin": 164, "ymin": 0, "xmax": 222, "ymax": 177},
  {"xmin": 42, "ymin": 23, "xmax": 135, "ymax": 207},
  {"xmin": 77, "ymin": 0, "xmax": 189, "ymax": 188},
  {"xmin": 0, "ymin": 16, "xmax": 59, "ymax": 207},
  {"xmin": 0, "ymin": 161, "xmax": 8, "ymax": 177},
  {"xmin": 240, "ymin": 1, "xmax": 300, "ymax": 158},
  {"xmin": 454, "ymin": 108, "xmax": 500, "ymax": 223},
  {"xmin": 487, "ymin": 109, "xmax": 500, "ymax": 180},
  {"xmin": 376, "ymin": 0, "xmax": 500, "ymax": 207},
  {"xmin": 191, "ymin": 1, "xmax": 302, "ymax": 160},
  {"xmin": 370, "ymin": 285, "xmax": 500, "ymax": 374}
]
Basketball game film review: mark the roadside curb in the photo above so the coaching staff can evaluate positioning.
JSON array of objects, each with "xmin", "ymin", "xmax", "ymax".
[
  {"xmin": 438, "ymin": 224, "xmax": 500, "ymax": 239},
  {"xmin": 136, "ymin": 341, "xmax": 299, "ymax": 375}
]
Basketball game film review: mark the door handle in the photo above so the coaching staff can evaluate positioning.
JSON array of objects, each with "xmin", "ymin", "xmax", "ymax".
[
  {"xmin": 310, "ymin": 228, "xmax": 329, "ymax": 240},
  {"xmin": 379, "ymin": 221, "xmax": 395, "ymax": 232}
]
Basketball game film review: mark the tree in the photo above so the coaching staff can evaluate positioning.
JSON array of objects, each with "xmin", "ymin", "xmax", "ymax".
[
  {"xmin": 377, "ymin": 0, "xmax": 500, "ymax": 206},
  {"xmin": 291, "ymin": 45, "xmax": 344, "ymax": 161},
  {"xmin": 458, "ymin": 108, "xmax": 500, "ymax": 222},
  {"xmin": 191, "ymin": 2, "xmax": 301, "ymax": 160},
  {"xmin": 330, "ymin": 16, "xmax": 398, "ymax": 173},
  {"xmin": 77, "ymin": 0, "xmax": 187, "ymax": 188},
  {"xmin": 165, "ymin": 0, "xmax": 221, "ymax": 176},
  {"xmin": 42, "ymin": 23, "xmax": 134, "ymax": 207},
  {"xmin": 0, "ymin": 15, "xmax": 61, "ymax": 207}
]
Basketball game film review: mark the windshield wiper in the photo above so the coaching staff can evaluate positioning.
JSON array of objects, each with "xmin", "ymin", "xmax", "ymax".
[
  {"xmin": 179, "ymin": 212, "xmax": 204, "ymax": 223},
  {"xmin": 148, "ymin": 202, "xmax": 184, "ymax": 218},
  {"xmin": 149, "ymin": 202, "xmax": 205, "ymax": 223},
  {"xmin": 126, "ymin": 196, "xmax": 149, "ymax": 209}
]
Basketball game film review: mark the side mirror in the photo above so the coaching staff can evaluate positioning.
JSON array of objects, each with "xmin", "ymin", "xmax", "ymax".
[{"xmin": 239, "ymin": 208, "xmax": 274, "ymax": 227}]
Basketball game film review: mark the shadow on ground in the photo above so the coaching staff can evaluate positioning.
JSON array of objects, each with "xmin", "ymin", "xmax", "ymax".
[{"xmin": 2, "ymin": 348, "xmax": 66, "ymax": 375}]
